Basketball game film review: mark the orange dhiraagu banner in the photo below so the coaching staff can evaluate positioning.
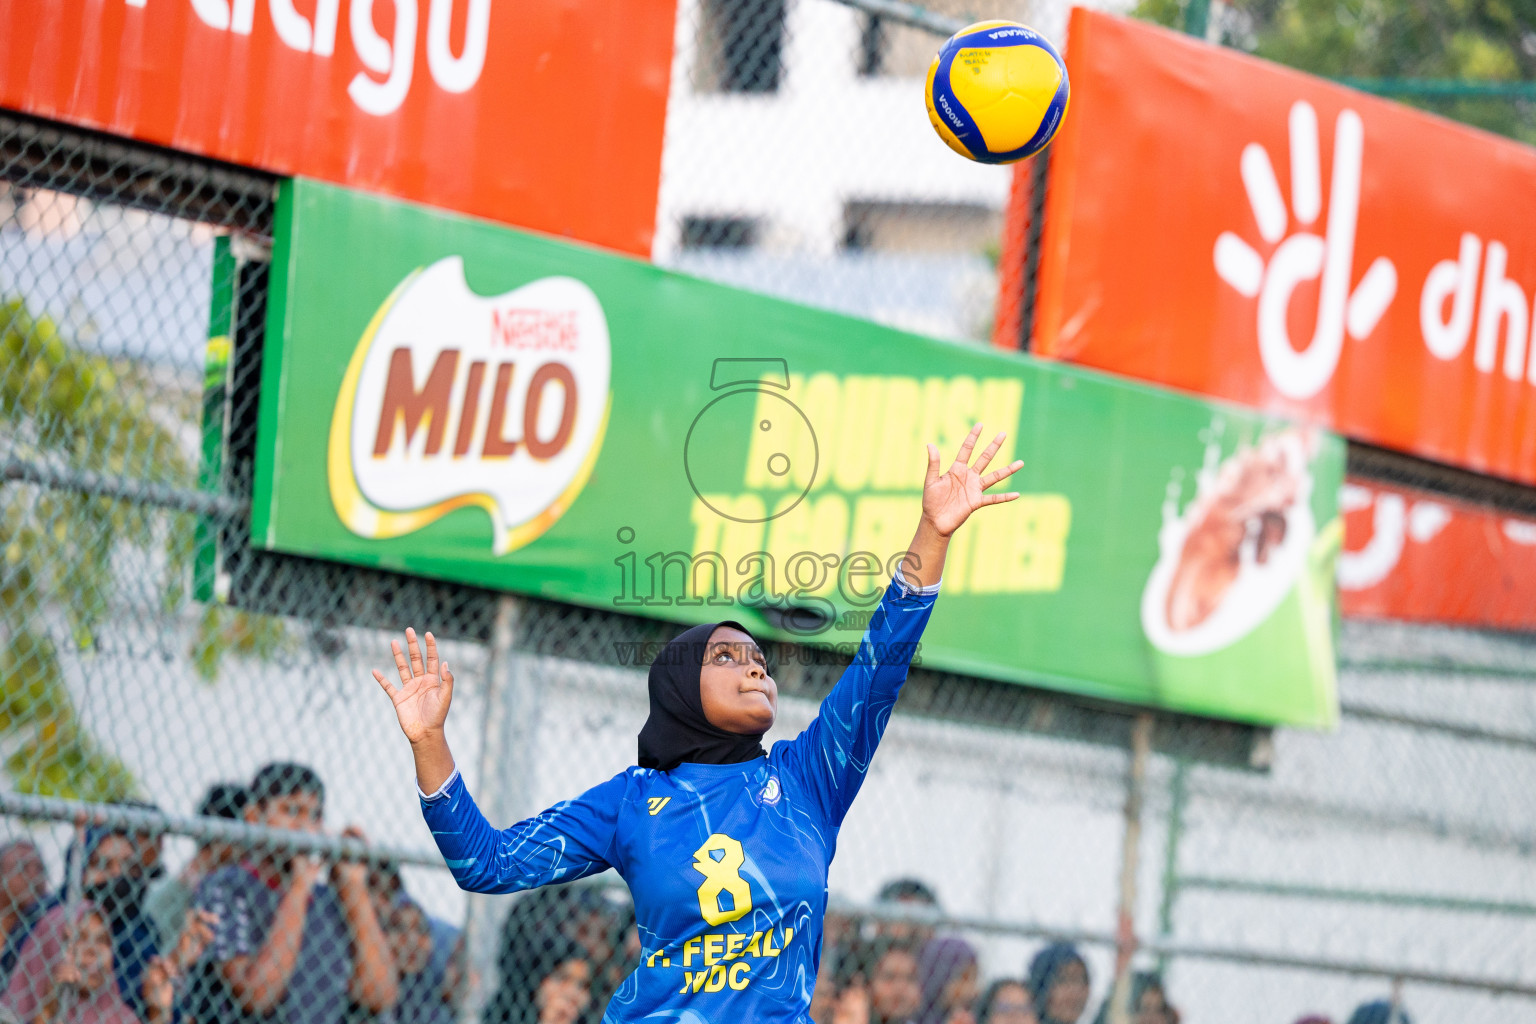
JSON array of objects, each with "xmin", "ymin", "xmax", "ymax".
[
  {"xmin": 0, "ymin": 0, "xmax": 675, "ymax": 257},
  {"xmin": 1340, "ymin": 477, "xmax": 1536, "ymax": 631},
  {"xmin": 1034, "ymin": 8, "xmax": 1536, "ymax": 487}
]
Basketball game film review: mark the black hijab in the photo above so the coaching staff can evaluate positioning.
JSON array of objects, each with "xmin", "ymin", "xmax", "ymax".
[{"xmin": 637, "ymin": 619, "xmax": 768, "ymax": 771}]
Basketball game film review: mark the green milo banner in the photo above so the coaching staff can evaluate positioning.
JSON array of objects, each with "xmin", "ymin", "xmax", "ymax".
[{"xmin": 254, "ymin": 178, "xmax": 1345, "ymax": 729}]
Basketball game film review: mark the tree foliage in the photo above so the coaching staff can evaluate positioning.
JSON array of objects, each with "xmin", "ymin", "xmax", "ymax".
[
  {"xmin": 0, "ymin": 294, "xmax": 288, "ymax": 801},
  {"xmin": 1134, "ymin": 0, "xmax": 1536, "ymax": 144}
]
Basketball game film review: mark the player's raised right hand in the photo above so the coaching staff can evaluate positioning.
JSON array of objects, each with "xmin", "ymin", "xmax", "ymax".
[{"xmin": 373, "ymin": 627, "xmax": 454, "ymax": 745}]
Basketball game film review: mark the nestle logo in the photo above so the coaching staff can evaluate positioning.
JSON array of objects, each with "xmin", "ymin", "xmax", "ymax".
[
  {"xmin": 492, "ymin": 308, "xmax": 579, "ymax": 351},
  {"xmin": 332, "ymin": 257, "xmax": 611, "ymax": 555},
  {"xmin": 939, "ymin": 94, "xmax": 964, "ymax": 129}
]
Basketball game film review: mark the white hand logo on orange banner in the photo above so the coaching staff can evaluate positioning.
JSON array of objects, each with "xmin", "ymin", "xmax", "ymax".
[
  {"xmin": 1337, "ymin": 483, "xmax": 1451, "ymax": 591},
  {"xmin": 1214, "ymin": 101, "xmax": 1398, "ymax": 400}
]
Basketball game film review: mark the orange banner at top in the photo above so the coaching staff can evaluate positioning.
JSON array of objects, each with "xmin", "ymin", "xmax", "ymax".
[
  {"xmin": 0, "ymin": 0, "xmax": 676, "ymax": 257},
  {"xmin": 1033, "ymin": 9, "xmax": 1536, "ymax": 486}
]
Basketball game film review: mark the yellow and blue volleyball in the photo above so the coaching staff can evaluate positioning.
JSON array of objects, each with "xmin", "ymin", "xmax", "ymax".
[{"xmin": 925, "ymin": 20, "xmax": 1069, "ymax": 165}]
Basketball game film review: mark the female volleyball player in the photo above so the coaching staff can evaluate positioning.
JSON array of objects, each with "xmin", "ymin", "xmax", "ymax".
[{"xmin": 373, "ymin": 425, "xmax": 1024, "ymax": 1023}]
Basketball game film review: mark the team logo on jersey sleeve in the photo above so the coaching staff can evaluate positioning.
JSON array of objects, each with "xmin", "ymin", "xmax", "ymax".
[
  {"xmin": 647, "ymin": 796, "xmax": 672, "ymax": 816},
  {"xmin": 759, "ymin": 777, "xmax": 781, "ymax": 805}
]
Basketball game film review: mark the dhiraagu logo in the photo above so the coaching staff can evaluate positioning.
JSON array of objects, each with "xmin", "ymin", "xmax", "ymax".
[
  {"xmin": 327, "ymin": 256, "xmax": 612, "ymax": 555},
  {"xmin": 1213, "ymin": 101, "xmax": 1398, "ymax": 400}
]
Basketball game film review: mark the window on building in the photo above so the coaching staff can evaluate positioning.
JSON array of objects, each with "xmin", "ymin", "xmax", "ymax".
[
  {"xmin": 680, "ymin": 216, "xmax": 761, "ymax": 250},
  {"xmin": 842, "ymin": 201, "xmax": 1000, "ymax": 254},
  {"xmin": 695, "ymin": 0, "xmax": 788, "ymax": 94},
  {"xmin": 857, "ymin": 14, "xmax": 888, "ymax": 77}
]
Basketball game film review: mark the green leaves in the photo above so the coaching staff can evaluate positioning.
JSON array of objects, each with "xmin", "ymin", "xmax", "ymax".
[
  {"xmin": 0, "ymin": 631, "xmax": 68, "ymax": 733},
  {"xmin": 0, "ymin": 297, "xmax": 187, "ymax": 485},
  {"xmin": 4, "ymin": 726, "xmax": 135, "ymax": 803},
  {"xmin": 191, "ymin": 604, "xmax": 296, "ymax": 683},
  {"xmin": 0, "ymin": 630, "xmax": 133, "ymax": 801},
  {"xmin": 1132, "ymin": 0, "xmax": 1188, "ymax": 30},
  {"xmin": 1133, "ymin": 0, "xmax": 1536, "ymax": 145},
  {"xmin": 0, "ymin": 292, "xmax": 281, "ymax": 800},
  {"xmin": 0, "ymin": 294, "xmax": 172, "ymax": 799}
]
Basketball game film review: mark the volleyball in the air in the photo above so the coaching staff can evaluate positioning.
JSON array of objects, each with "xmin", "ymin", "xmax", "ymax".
[{"xmin": 925, "ymin": 21, "xmax": 1070, "ymax": 165}]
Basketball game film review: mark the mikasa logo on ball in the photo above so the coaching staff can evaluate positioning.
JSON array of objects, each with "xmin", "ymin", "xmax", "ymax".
[
  {"xmin": 328, "ymin": 256, "xmax": 612, "ymax": 555},
  {"xmin": 939, "ymin": 95, "xmax": 965, "ymax": 130}
]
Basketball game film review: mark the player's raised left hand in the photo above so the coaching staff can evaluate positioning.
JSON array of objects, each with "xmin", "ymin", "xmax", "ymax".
[
  {"xmin": 921, "ymin": 423, "xmax": 1024, "ymax": 537},
  {"xmin": 373, "ymin": 628, "xmax": 454, "ymax": 745}
]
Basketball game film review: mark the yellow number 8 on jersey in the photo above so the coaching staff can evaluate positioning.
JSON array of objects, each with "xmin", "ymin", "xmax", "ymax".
[{"xmin": 691, "ymin": 834, "xmax": 753, "ymax": 926}]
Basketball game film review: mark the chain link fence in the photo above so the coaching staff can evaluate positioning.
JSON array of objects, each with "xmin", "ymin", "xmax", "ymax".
[
  {"xmin": 653, "ymin": 0, "xmax": 1061, "ymax": 345},
  {"xmin": 2, "ymin": 3, "xmax": 1536, "ymax": 1024}
]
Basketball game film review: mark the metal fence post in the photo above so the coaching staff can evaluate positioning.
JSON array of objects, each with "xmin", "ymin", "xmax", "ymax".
[
  {"xmin": 1155, "ymin": 758, "xmax": 1188, "ymax": 975},
  {"xmin": 1108, "ymin": 713, "xmax": 1154, "ymax": 1024},
  {"xmin": 1184, "ymin": 0, "xmax": 1211, "ymax": 39},
  {"xmin": 459, "ymin": 594, "xmax": 522, "ymax": 1024}
]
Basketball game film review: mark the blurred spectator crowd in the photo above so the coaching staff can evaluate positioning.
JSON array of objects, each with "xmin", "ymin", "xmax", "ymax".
[{"xmin": 1, "ymin": 763, "xmax": 1412, "ymax": 1024}]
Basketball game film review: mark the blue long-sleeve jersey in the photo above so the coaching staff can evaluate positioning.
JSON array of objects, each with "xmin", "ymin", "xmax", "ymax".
[{"xmin": 419, "ymin": 574, "xmax": 939, "ymax": 1023}]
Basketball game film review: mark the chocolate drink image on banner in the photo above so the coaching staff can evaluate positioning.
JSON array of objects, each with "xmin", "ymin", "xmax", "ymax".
[{"xmin": 1141, "ymin": 425, "xmax": 1341, "ymax": 721}]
